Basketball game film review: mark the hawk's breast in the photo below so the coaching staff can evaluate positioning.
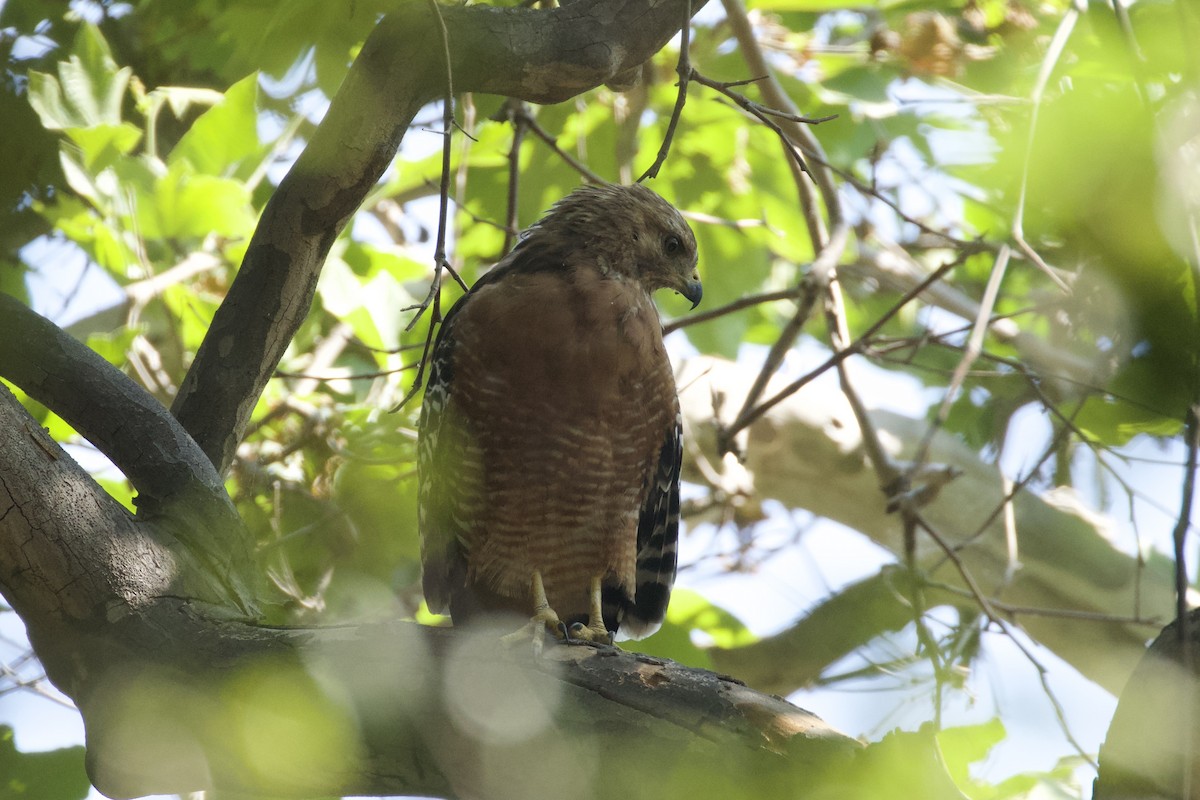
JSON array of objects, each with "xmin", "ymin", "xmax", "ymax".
[{"xmin": 446, "ymin": 266, "xmax": 677, "ymax": 621}]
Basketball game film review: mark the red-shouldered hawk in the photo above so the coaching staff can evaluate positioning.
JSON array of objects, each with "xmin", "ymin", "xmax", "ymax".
[{"xmin": 417, "ymin": 183, "xmax": 701, "ymax": 644}]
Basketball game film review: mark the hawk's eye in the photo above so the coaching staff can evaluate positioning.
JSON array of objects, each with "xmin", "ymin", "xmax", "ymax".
[{"xmin": 663, "ymin": 234, "xmax": 682, "ymax": 255}]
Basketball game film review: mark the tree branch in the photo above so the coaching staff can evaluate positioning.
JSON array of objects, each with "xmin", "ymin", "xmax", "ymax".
[
  {"xmin": 76, "ymin": 610, "xmax": 858, "ymax": 800},
  {"xmin": 681, "ymin": 357, "xmax": 1180, "ymax": 695},
  {"xmin": 0, "ymin": 295, "xmax": 225, "ymax": 507}
]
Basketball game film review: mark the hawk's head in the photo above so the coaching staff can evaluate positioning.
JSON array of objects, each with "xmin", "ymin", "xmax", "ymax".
[{"xmin": 528, "ymin": 183, "xmax": 702, "ymax": 308}]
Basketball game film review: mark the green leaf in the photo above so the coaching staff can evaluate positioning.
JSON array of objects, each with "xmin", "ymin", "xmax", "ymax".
[
  {"xmin": 85, "ymin": 328, "xmax": 140, "ymax": 367},
  {"xmin": 629, "ymin": 589, "xmax": 756, "ymax": 668},
  {"xmin": 96, "ymin": 477, "xmax": 137, "ymax": 513},
  {"xmin": 170, "ymin": 73, "xmax": 263, "ymax": 175},
  {"xmin": 0, "ymin": 725, "xmax": 89, "ymax": 800},
  {"xmin": 818, "ymin": 64, "xmax": 896, "ymax": 108},
  {"xmin": 1074, "ymin": 390, "xmax": 1182, "ymax": 446},
  {"xmin": 145, "ymin": 163, "xmax": 255, "ymax": 240},
  {"xmin": 63, "ymin": 123, "xmax": 143, "ymax": 172},
  {"xmin": 27, "ymin": 26, "xmax": 130, "ymax": 131},
  {"xmin": 26, "ymin": 71, "xmax": 72, "ymax": 131},
  {"xmin": 935, "ymin": 719, "xmax": 1006, "ymax": 790},
  {"xmin": 849, "ymin": 727, "xmax": 966, "ymax": 800}
]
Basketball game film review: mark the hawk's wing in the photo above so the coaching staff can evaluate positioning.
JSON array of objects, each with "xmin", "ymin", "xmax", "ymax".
[
  {"xmin": 621, "ymin": 409, "xmax": 682, "ymax": 639},
  {"xmin": 416, "ymin": 304, "xmax": 474, "ymax": 616},
  {"xmin": 415, "ymin": 243, "xmax": 555, "ymax": 616}
]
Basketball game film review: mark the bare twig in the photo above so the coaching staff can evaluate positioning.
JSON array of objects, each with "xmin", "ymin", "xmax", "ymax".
[
  {"xmin": 910, "ymin": 245, "xmax": 1011, "ymax": 471},
  {"xmin": 926, "ymin": 580, "xmax": 1163, "ymax": 627},
  {"xmin": 720, "ymin": 223, "xmax": 849, "ymax": 455},
  {"xmin": 690, "ymin": 70, "xmax": 825, "ymax": 178},
  {"xmin": 1174, "ymin": 405, "xmax": 1199, "ymax": 640},
  {"xmin": 1011, "ymin": 6, "xmax": 1078, "ymax": 293},
  {"xmin": 720, "ymin": 253, "xmax": 965, "ymax": 452},
  {"xmin": 638, "ymin": 0, "xmax": 691, "ymax": 182},
  {"xmin": 663, "ymin": 289, "xmax": 797, "ymax": 335},
  {"xmin": 521, "ymin": 108, "xmax": 606, "ymax": 184},
  {"xmin": 502, "ymin": 99, "xmax": 529, "ymax": 254},
  {"xmin": 1172, "ymin": 403, "xmax": 1198, "ymax": 799},
  {"xmin": 713, "ymin": 0, "xmax": 855, "ymax": 458},
  {"xmin": 392, "ymin": 0, "xmax": 458, "ymax": 412},
  {"xmin": 825, "ymin": 276, "xmax": 899, "ymax": 489},
  {"xmin": 912, "ymin": 513, "xmax": 1097, "ymax": 767}
]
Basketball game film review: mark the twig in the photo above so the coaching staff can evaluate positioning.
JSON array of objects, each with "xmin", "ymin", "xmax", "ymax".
[
  {"xmin": 925, "ymin": 580, "xmax": 1163, "ymax": 627},
  {"xmin": 663, "ymin": 289, "xmax": 797, "ymax": 335},
  {"xmin": 638, "ymin": 0, "xmax": 691, "ymax": 182},
  {"xmin": 720, "ymin": 252, "xmax": 965, "ymax": 453},
  {"xmin": 825, "ymin": 276, "xmax": 900, "ymax": 489},
  {"xmin": 1173, "ymin": 405, "xmax": 1197, "ymax": 800},
  {"xmin": 912, "ymin": 512, "xmax": 1097, "ymax": 767},
  {"xmin": 690, "ymin": 69, "xmax": 822, "ymax": 178},
  {"xmin": 392, "ymin": 0, "xmax": 458, "ymax": 412},
  {"xmin": 520, "ymin": 108, "xmax": 606, "ymax": 184},
  {"xmin": 910, "ymin": 245, "xmax": 1010, "ymax": 472},
  {"xmin": 502, "ymin": 99, "xmax": 529, "ymax": 254},
  {"xmin": 275, "ymin": 363, "xmax": 420, "ymax": 382},
  {"xmin": 1011, "ymin": 5, "xmax": 1078, "ymax": 293},
  {"xmin": 824, "ymin": 268, "xmax": 955, "ymax": 715},
  {"xmin": 714, "ymin": 0, "xmax": 853, "ymax": 458}
]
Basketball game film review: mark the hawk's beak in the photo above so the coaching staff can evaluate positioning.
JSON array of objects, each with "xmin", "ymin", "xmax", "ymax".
[{"xmin": 680, "ymin": 277, "xmax": 703, "ymax": 309}]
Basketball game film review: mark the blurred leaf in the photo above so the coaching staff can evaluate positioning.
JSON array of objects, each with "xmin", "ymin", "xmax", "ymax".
[
  {"xmin": 630, "ymin": 589, "xmax": 755, "ymax": 668},
  {"xmin": 818, "ymin": 65, "xmax": 895, "ymax": 108},
  {"xmin": 935, "ymin": 719, "xmax": 1005, "ymax": 790},
  {"xmin": 144, "ymin": 164, "xmax": 255, "ymax": 240},
  {"xmin": 0, "ymin": 726, "xmax": 89, "ymax": 800},
  {"xmin": 750, "ymin": 0, "xmax": 900, "ymax": 10},
  {"xmin": 1074, "ymin": 391, "xmax": 1182, "ymax": 447},
  {"xmin": 817, "ymin": 726, "xmax": 965, "ymax": 800},
  {"xmin": 26, "ymin": 26, "xmax": 130, "ymax": 131},
  {"xmin": 170, "ymin": 73, "xmax": 263, "ymax": 175},
  {"xmin": 84, "ymin": 327, "xmax": 139, "ymax": 367},
  {"xmin": 63, "ymin": 123, "xmax": 143, "ymax": 172}
]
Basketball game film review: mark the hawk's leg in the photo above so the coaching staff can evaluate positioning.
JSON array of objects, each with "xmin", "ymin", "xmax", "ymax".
[
  {"xmin": 501, "ymin": 570, "xmax": 568, "ymax": 656},
  {"xmin": 567, "ymin": 576, "xmax": 615, "ymax": 645}
]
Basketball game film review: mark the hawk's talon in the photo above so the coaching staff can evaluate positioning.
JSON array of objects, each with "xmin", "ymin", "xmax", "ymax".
[
  {"xmin": 501, "ymin": 570, "xmax": 575, "ymax": 656},
  {"xmin": 568, "ymin": 620, "xmax": 614, "ymax": 645}
]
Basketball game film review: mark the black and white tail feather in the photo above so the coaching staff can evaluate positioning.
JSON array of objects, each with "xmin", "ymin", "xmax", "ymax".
[{"xmin": 612, "ymin": 410, "xmax": 682, "ymax": 640}]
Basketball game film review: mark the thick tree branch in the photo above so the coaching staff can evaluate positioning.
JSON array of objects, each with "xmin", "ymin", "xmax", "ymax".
[
  {"xmin": 172, "ymin": 0, "xmax": 706, "ymax": 474},
  {"xmin": 77, "ymin": 610, "xmax": 859, "ymax": 800},
  {"xmin": 0, "ymin": 384, "xmax": 859, "ymax": 798},
  {"xmin": 0, "ymin": 298, "xmax": 256, "ymax": 609},
  {"xmin": 0, "ymin": 294, "xmax": 226, "ymax": 508},
  {"xmin": 0, "ymin": 388, "xmax": 253, "ymax": 677}
]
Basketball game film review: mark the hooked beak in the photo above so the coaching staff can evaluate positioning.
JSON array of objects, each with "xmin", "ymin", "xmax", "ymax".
[{"xmin": 679, "ymin": 276, "xmax": 703, "ymax": 309}]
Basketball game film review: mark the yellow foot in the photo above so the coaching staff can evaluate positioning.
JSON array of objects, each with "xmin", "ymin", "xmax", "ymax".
[
  {"xmin": 565, "ymin": 575, "xmax": 614, "ymax": 645},
  {"xmin": 567, "ymin": 620, "xmax": 614, "ymax": 646},
  {"xmin": 501, "ymin": 609, "xmax": 569, "ymax": 656},
  {"xmin": 500, "ymin": 570, "xmax": 569, "ymax": 656}
]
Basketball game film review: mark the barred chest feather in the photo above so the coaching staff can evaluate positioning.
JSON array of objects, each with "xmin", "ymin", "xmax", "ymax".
[{"xmin": 445, "ymin": 266, "xmax": 678, "ymax": 621}]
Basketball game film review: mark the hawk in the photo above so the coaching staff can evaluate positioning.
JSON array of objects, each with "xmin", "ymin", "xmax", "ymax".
[{"xmin": 417, "ymin": 183, "xmax": 701, "ymax": 644}]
